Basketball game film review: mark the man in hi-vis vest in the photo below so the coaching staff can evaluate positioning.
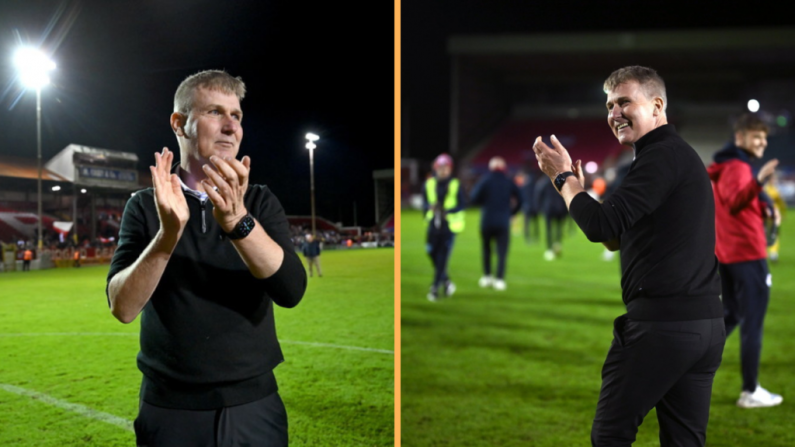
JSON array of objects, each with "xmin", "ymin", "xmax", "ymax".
[{"xmin": 422, "ymin": 153, "xmax": 466, "ymax": 301}]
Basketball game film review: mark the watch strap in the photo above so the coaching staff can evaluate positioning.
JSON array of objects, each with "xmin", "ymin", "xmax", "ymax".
[{"xmin": 554, "ymin": 171, "xmax": 575, "ymax": 192}]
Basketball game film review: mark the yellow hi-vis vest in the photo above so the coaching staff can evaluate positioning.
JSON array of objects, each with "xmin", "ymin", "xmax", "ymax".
[{"xmin": 425, "ymin": 177, "xmax": 465, "ymax": 233}]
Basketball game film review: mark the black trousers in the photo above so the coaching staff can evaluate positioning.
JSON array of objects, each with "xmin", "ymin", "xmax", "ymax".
[
  {"xmin": 134, "ymin": 392, "xmax": 288, "ymax": 447},
  {"xmin": 720, "ymin": 259, "xmax": 771, "ymax": 392},
  {"xmin": 426, "ymin": 227, "xmax": 455, "ymax": 288},
  {"xmin": 591, "ymin": 316, "xmax": 725, "ymax": 447},
  {"xmin": 480, "ymin": 226, "xmax": 509, "ymax": 279}
]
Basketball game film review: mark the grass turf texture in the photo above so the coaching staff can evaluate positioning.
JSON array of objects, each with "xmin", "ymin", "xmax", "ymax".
[
  {"xmin": 401, "ymin": 208, "xmax": 795, "ymax": 446},
  {"xmin": 0, "ymin": 248, "xmax": 393, "ymax": 446}
]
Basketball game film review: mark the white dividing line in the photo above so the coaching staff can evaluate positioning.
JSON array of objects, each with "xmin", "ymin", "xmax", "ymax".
[
  {"xmin": 0, "ymin": 333, "xmax": 393, "ymax": 355},
  {"xmin": 0, "ymin": 383, "xmax": 133, "ymax": 432}
]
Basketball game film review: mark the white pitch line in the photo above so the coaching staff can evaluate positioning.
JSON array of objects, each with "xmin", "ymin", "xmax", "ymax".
[
  {"xmin": 0, "ymin": 333, "xmax": 393, "ymax": 355},
  {"xmin": 0, "ymin": 383, "xmax": 133, "ymax": 432},
  {"xmin": 280, "ymin": 340, "xmax": 393, "ymax": 354}
]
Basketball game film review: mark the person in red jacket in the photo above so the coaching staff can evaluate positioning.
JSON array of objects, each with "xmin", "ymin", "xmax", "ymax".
[{"xmin": 707, "ymin": 113, "xmax": 782, "ymax": 408}]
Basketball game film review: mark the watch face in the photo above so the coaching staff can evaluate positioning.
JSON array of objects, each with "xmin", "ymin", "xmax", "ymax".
[{"xmin": 239, "ymin": 215, "xmax": 255, "ymax": 235}]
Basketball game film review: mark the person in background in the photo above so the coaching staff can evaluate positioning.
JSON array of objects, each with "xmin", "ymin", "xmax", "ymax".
[
  {"xmin": 423, "ymin": 153, "xmax": 466, "ymax": 301},
  {"xmin": 23, "ymin": 248, "xmax": 32, "ymax": 271},
  {"xmin": 301, "ymin": 233, "xmax": 323, "ymax": 277},
  {"xmin": 707, "ymin": 113, "xmax": 782, "ymax": 408},
  {"xmin": 470, "ymin": 156, "xmax": 522, "ymax": 291},
  {"xmin": 534, "ymin": 172, "xmax": 568, "ymax": 260},
  {"xmin": 516, "ymin": 171, "xmax": 540, "ymax": 244}
]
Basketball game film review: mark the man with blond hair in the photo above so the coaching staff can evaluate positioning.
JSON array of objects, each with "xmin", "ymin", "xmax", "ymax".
[
  {"xmin": 469, "ymin": 156, "xmax": 522, "ymax": 290},
  {"xmin": 107, "ymin": 70, "xmax": 306, "ymax": 446},
  {"xmin": 535, "ymin": 66, "xmax": 724, "ymax": 446}
]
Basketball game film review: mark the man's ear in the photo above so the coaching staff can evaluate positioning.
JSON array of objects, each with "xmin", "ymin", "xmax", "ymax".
[
  {"xmin": 652, "ymin": 97, "xmax": 664, "ymax": 116},
  {"xmin": 170, "ymin": 112, "xmax": 187, "ymax": 137}
]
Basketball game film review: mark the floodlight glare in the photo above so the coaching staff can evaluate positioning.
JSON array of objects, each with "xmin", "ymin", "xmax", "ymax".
[
  {"xmin": 14, "ymin": 47, "xmax": 56, "ymax": 89},
  {"xmin": 306, "ymin": 142, "xmax": 316, "ymax": 150},
  {"xmin": 305, "ymin": 133, "xmax": 319, "ymax": 142},
  {"xmin": 51, "ymin": 185, "xmax": 61, "ymax": 191},
  {"xmin": 748, "ymin": 99, "xmax": 760, "ymax": 113},
  {"xmin": 585, "ymin": 161, "xmax": 598, "ymax": 174},
  {"xmin": 81, "ymin": 189, "xmax": 87, "ymax": 193}
]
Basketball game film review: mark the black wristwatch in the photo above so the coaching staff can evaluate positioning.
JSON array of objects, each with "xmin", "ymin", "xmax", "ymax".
[
  {"xmin": 554, "ymin": 171, "xmax": 575, "ymax": 192},
  {"xmin": 224, "ymin": 214, "xmax": 256, "ymax": 240}
]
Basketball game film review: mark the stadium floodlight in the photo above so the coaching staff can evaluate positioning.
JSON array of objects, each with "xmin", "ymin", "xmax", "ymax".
[
  {"xmin": 81, "ymin": 189, "xmax": 87, "ymax": 193},
  {"xmin": 305, "ymin": 133, "xmax": 319, "ymax": 237},
  {"xmin": 748, "ymin": 99, "xmax": 760, "ymax": 113},
  {"xmin": 51, "ymin": 185, "xmax": 61, "ymax": 192},
  {"xmin": 13, "ymin": 47, "xmax": 55, "ymax": 89},
  {"xmin": 585, "ymin": 161, "xmax": 598, "ymax": 174},
  {"xmin": 14, "ymin": 47, "xmax": 55, "ymax": 250}
]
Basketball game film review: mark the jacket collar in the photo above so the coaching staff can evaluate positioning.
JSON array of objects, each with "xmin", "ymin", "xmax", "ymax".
[{"xmin": 633, "ymin": 124, "xmax": 677, "ymax": 157}]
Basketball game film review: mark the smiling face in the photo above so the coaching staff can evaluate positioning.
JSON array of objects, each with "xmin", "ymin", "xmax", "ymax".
[
  {"xmin": 735, "ymin": 130, "xmax": 767, "ymax": 159},
  {"xmin": 606, "ymin": 80, "xmax": 666, "ymax": 146},
  {"xmin": 175, "ymin": 87, "xmax": 243, "ymax": 163}
]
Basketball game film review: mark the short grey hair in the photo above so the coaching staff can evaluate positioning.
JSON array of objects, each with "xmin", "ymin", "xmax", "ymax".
[
  {"xmin": 603, "ymin": 65, "xmax": 667, "ymax": 112},
  {"xmin": 173, "ymin": 70, "xmax": 246, "ymax": 114}
]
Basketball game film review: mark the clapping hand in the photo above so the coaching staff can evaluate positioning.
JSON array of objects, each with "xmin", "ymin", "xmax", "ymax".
[
  {"xmin": 150, "ymin": 147, "xmax": 189, "ymax": 237},
  {"xmin": 201, "ymin": 155, "xmax": 252, "ymax": 233}
]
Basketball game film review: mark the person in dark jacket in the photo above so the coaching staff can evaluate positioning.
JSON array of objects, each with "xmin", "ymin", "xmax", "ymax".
[
  {"xmin": 470, "ymin": 156, "xmax": 522, "ymax": 290},
  {"xmin": 301, "ymin": 233, "xmax": 323, "ymax": 277},
  {"xmin": 423, "ymin": 153, "xmax": 466, "ymax": 301},
  {"xmin": 107, "ymin": 70, "xmax": 307, "ymax": 446},
  {"xmin": 707, "ymin": 113, "xmax": 782, "ymax": 408},
  {"xmin": 534, "ymin": 173, "xmax": 568, "ymax": 260},
  {"xmin": 534, "ymin": 66, "xmax": 724, "ymax": 447},
  {"xmin": 517, "ymin": 171, "xmax": 540, "ymax": 244}
]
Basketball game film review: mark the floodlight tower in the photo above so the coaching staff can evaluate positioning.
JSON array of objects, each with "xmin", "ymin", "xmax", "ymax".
[
  {"xmin": 305, "ymin": 132, "xmax": 320, "ymax": 237},
  {"xmin": 14, "ymin": 47, "xmax": 55, "ymax": 250}
]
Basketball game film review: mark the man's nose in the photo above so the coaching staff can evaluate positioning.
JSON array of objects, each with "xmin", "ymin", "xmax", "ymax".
[
  {"xmin": 221, "ymin": 116, "xmax": 240, "ymax": 134},
  {"xmin": 609, "ymin": 105, "xmax": 622, "ymax": 120}
]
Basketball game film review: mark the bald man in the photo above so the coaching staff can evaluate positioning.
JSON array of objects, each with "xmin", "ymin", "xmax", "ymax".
[{"xmin": 469, "ymin": 156, "xmax": 522, "ymax": 290}]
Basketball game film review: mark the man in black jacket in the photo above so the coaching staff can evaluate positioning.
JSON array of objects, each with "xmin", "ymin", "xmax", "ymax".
[
  {"xmin": 469, "ymin": 156, "xmax": 522, "ymax": 290},
  {"xmin": 107, "ymin": 70, "xmax": 307, "ymax": 446},
  {"xmin": 534, "ymin": 66, "xmax": 724, "ymax": 447}
]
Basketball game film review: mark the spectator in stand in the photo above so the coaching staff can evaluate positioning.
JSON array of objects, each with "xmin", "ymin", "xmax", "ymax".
[
  {"xmin": 301, "ymin": 233, "xmax": 323, "ymax": 277},
  {"xmin": 707, "ymin": 113, "xmax": 782, "ymax": 408},
  {"xmin": 470, "ymin": 156, "xmax": 523, "ymax": 291}
]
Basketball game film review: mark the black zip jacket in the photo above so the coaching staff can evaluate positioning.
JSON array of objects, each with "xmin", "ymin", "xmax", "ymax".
[
  {"xmin": 107, "ymin": 181, "xmax": 307, "ymax": 409},
  {"xmin": 569, "ymin": 124, "xmax": 722, "ymax": 321}
]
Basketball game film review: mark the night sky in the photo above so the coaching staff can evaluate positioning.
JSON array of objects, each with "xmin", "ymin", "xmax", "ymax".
[
  {"xmin": 0, "ymin": 0, "xmax": 393, "ymax": 227},
  {"xmin": 403, "ymin": 1, "xmax": 795, "ymax": 161}
]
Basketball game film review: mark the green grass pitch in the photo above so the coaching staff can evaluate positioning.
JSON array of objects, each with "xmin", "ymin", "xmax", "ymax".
[
  {"xmin": 401, "ymin": 208, "xmax": 795, "ymax": 446},
  {"xmin": 0, "ymin": 248, "xmax": 394, "ymax": 446}
]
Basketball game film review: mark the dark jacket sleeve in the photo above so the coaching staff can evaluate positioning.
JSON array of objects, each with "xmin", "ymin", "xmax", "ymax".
[
  {"xmin": 254, "ymin": 187, "xmax": 307, "ymax": 308},
  {"xmin": 106, "ymin": 191, "xmax": 151, "ymax": 306},
  {"xmin": 421, "ymin": 181, "xmax": 429, "ymax": 214},
  {"xmin": 570, "ymin": 144, "xmax": 679, "ymax": 242}
]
